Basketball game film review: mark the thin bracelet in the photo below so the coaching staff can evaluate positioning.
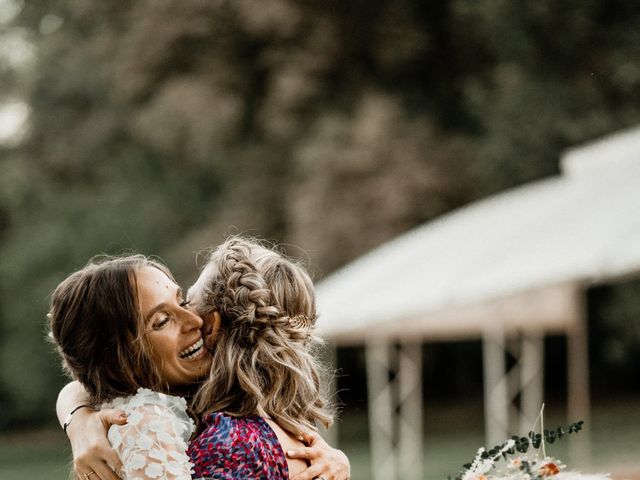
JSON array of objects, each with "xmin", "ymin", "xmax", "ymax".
[{"xmin": 62, "ymin": 404, "xmax": 93, "ymax": 434}]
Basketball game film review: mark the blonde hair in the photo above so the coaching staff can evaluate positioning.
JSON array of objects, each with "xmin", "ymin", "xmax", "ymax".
[{"xmin": 191, "ymin": 237, "xmax": 333, "ymax": 435}]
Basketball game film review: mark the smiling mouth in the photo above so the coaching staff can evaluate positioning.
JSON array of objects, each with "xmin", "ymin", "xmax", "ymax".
[{"xmin": 179, "ymin": 339, "xmax": 204, "ymax": 360}]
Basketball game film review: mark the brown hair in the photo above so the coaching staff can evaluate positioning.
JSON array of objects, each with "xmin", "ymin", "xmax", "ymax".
[
  {"xmin": 48, "ymin": 255, "xmax": 173, "ymax": 405},
  {"xmin": 191, "ymin": 237, "xmax": 334, "ymax": 435}
]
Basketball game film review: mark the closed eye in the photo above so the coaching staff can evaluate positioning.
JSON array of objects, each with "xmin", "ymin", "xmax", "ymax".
[{"xmin": 152, "ymin": 315, "xmax": 171, "ymax": 330}]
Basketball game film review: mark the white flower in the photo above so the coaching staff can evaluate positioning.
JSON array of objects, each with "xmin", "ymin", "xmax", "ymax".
[
  {"xmin": 149, "ymin": 448, "xmax": 167, "ymax": 462},
  {"xmin": 165, "ymin": 461, "xmax": 186, "ymax": 475},
  {"xmin": 128, "ymin": 393, "xmax": 146, "ymax": 408},
  {"xmin": 127, "ymin": 410, "xmax": 143, "ymax": 426},
  {"xmin": 136, "ymin": 434, "xmax": 153, "ymax": 450},
  {"xmin": 157, "ymin": 430, "xmax": 177, "ymax": 444},
  {"xmin": 108, "ymin": 427, "xmax": 122, "ymax": 449},
  {"xmin": 169, "ymin": 450, "xmax": 189, "ymax": 461},
  {"xmin": 130, "ymin": 453, "xmax": 145, "ymax": 470},
  {"xmin": 144, "ymin": 463, "xmax": 164, "ymax": 478},
  {"xmin": 148, "ymin": 418, "xmax": 166, "ymax": 433}
]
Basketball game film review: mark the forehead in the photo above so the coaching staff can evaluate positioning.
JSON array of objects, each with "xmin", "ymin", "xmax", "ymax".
[{"xmin": 136, "ymin": 266, "xmax": 178, "ymax": 311}]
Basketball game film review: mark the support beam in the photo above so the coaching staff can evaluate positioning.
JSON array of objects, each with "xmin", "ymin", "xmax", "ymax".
[
  {"xmin": 519, "ymin": 332, "xmax": 544, "ymax": 433},
  {"xmin": 483, "ymin": 323, "xmax": 508, "ymax": 446},
  {"xmin": 397, "ymin": 343, "xmax": 423, "ymax": 480},
  {"xmin": 568, "ymin": 293, "xmax": 591, "ymax": 465},
  {"xmin": 365, "ymin": 341, "xmax": 396, "ymax": 480},
  {"xmin": 506, "ymin": 336, "xmax": 522, "ymax": 428},
  {"xmin": 484, "ymin": 326, "xmax": 546, "ymax": 443}
]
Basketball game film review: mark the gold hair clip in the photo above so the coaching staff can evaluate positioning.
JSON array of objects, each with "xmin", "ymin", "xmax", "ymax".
[{"xmin": 289, "ymin": 315, "xmax": 314, "ymax": 329}]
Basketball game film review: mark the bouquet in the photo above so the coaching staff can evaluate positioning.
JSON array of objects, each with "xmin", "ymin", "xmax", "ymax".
[{"xmin": 455, "ymin": 408, "xmax": 610, "ymax": 480}]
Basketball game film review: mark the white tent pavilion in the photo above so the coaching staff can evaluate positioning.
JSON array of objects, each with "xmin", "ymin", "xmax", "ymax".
[{"xmin": 316, "ymin": 126, "xmax": 640, "ymax": 480}]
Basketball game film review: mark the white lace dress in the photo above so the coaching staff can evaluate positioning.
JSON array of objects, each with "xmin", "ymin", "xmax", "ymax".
[{"xmin": 104, "ymin": 388, "xmax": 195, "ymax": 480}]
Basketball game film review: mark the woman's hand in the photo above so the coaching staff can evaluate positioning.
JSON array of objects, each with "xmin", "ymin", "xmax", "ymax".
[
  {"xmin": 66, "ymin": 407, "xmax": 127, "ymax": 480},
  {"xmin": 57, "ymin": 382, "xmax": 126, "ymax": 479},
  {"xmin": 287, "ymin": 432, "xmax": 351, "ymax": 480}
]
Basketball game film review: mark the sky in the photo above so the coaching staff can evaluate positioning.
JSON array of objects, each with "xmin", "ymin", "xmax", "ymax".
[{"xmin": 0, "ymin": 0, "xmax": 31, "ymax": 145}]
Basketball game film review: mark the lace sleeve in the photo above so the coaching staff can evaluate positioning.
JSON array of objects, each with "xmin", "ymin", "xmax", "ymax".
[{"xmin": 105, "ymin": 388, "xmax": 195, "ymax": 480}]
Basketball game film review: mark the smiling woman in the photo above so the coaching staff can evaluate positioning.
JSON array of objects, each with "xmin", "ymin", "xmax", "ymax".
[
  {"xmin": 49, "ymin": 256, "xmax": 212, "ymax": 404},
  {"xmin": 48, "ymin": 255, "xmax": 210, "ymax": 479}
]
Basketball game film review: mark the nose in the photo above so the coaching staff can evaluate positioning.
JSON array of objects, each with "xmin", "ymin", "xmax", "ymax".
[{"xmin": 180, "ymin": 308, "xmax": 203, "ymax": 332}]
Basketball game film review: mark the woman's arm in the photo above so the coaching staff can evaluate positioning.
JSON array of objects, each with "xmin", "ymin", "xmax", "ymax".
[
  {"xmin": 56, "ymin": 381, "xmax": 91, "ymax": 427},
  {"xmin": 58, "ymin": 382, "xmax": 349, "ymax": 480},
  {"xmin": 57, "ymin": 382, "xmax": 126, "ymax": 480},
  {"xmin": 287, "ymin": 432, "xmax": 351, "ymax": 480},
  {"xmin": 108, "ymin": 393, "xmax": 194, "ymax": 480}
]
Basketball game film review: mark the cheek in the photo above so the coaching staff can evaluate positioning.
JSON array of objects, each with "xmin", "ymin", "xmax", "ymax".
[{"xmin": 147, "ymin": 333, "xmax": 174, "ymax": 362}]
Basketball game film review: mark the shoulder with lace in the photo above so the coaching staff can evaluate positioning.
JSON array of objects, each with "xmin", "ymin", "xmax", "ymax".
[
  {"xmin": 104, "ymin": 387, "xmax": 189, "ymax": 413},
  {"xmin": 104, "ymin": 388, "xmax": 195, "ymax": 480}
]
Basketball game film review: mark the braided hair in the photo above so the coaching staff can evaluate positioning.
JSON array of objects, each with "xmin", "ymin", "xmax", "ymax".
[{"xmin": 191, "ymin": 237, "xmax": 333, "ymax": 435}]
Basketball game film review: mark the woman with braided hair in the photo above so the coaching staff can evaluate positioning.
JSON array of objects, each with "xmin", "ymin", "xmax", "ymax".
[
  {"xmin": 185, "ymin": 237, "xmax": 334, "ymax": 478},
  {"xmin": 52, "ymin": 238, "xmax": 349, "ymax": 480}
]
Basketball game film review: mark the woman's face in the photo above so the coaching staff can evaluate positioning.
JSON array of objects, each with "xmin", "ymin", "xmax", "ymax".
[{"xmin": 137, "ymin": 266, "xmax": 212, "ymax": 387}]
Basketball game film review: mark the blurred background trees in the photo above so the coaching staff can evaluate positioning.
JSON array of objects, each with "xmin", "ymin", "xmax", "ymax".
[{"xmin": 1, "ymin": 0, "xmax": 640, "ymax": 432}]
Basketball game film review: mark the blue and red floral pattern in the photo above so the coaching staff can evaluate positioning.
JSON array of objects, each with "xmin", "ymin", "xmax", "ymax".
[{"xmin": 188, "ymin": 412, "xmax": 289, "ymax": 479}]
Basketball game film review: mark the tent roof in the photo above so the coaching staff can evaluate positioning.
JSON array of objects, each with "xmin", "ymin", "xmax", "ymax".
[{"xmin": 316, "ymin": 126, "xmax": 640, "ymax": 344}]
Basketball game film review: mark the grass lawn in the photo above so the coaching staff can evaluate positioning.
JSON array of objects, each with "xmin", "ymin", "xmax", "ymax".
[
  {"xmin": 339, "ymin": 397, "xmax": 640, "ymax": 480},
  {"xmin": 1, "ymin": 398, "xmax": 638, "ymax": 480},
  {"xmin": 0, "ymin": 429, "xmax": 71, "ymax": 480}
]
